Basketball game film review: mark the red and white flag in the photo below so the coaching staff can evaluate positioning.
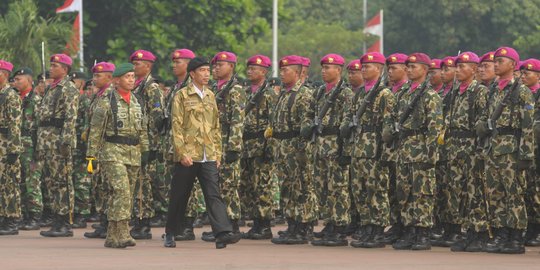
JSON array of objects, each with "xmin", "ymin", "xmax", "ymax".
[
  {"xmin": 364, "ymin": 10, "xmax": 384, "ymax": 53},
  {"xmin": 56, "ymin": 0, "xmax": 83, "ymax": 57}
]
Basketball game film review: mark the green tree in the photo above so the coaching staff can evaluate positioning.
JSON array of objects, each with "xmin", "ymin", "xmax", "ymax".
[{"xmin": 0, "ymin": 0, "xmax": 71, "ymax": 73}]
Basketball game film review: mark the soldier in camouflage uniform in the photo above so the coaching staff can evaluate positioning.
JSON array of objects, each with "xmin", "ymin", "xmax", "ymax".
[
  {"xmin": 87, "ymin": 63, "xmax": 149, "ymax": 248},
  {"xmin": 0, "ymin": 60, "xmax": 22, "ymax": 235},
  {"xmin": 11, "ymin": 68, "xmax": 42, "ymax": 231},
  {"xmin": 339, "ymin": 52, "xmax": 396, "ymax": 248},
  {"xmin": 520, "ymin": 58, "xmax": 540, "ymax": 246},
  {"xmin": 201, "ymin": 51, "xmax": 246, "ymax": 242},
  {"xmin": 129, "ymin": 50, "xmax": 164, "ymax": 239},
  {"xmin": 271, "ymin": 55, "xmax": 318, "ymax": 245},
  {"xmin": 37, "ymin": 54, "xmax": 79, "ymax": 237},
  {"xmin": 240, "ymin": 55, "xmax": 276, "ymax": 240},
  {"xmin": 476, "ymin": 47, "xmax": 534, "ymax": 254},
  {"xmin": 391, "ymin": 53, "xmax": 443, "ymax": 251},
  {"xmin": 442, "ymin": 52, "xmax": 490, "ymax": 252},
  {"xmin": 309, "ymin": 54, "xmax": 353, "ymax": 247}
]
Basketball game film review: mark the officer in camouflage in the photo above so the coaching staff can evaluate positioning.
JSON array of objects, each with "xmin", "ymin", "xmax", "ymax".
[{"xmin": 0, "ymin": 60, "xmax": 23, "ymax": 236}]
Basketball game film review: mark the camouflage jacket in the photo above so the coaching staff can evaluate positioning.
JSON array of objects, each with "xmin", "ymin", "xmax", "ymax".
[
  {"xmin": 164, "ymin": 78, "xmax": 190, "ymax": 161},
  {"xmin": 172, "ymin": 83, "xmax": 222, "ymax": 162},
  {"xmin": 36, "ymin": 77, "xmax": 79, "ymax": 151},
  {"xmin": 312, "ymin": 83, "xmax": 354, "ymax": 158},
  {"xmin": 381, "ymin": 81, "xmax": 411, "ymax": 162},
  {"xmin": 20, "ymin": 89, "xmax": 41, "ymax": 148},
  {"xmin": 213, "ymin": 79, "xmax": 246, "ymax": 154},
  {"xmin": 242, "ymin": 83, "xmax": 277, "ymax": 158},
  {"xmin": 396, "ymin": 83, "xmax": 443, "ymax": 164},
  {"xmin": 81, "ymin": 84, "xmax": 114, "ymax": 148},
  {"xmin": 445, "ymin": 80, "xmax": 488, "ymax": 160},
  {"xmin": 86, "ymin": 89, "xmax": 149, "ymax": 166},
  {"xmin": 484, "ymin": 78, "xmax": 534, "ymax": 160},
  {"xmin": 132, "ymin": 74, "xmax": 164, "ymax": 152},
  {"xmin": 342, "ymin": 84, "xmax": 396, "ymax": 160},
  {"xmin": 0, "ymin": 84, "xmax": 22, "ymax": 156}
]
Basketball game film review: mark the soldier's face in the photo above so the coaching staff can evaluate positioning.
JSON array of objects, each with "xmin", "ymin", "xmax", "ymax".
[
  {"xmin": 429, "ymin": 69, "xmax": 442, "ymax": 86},
  {"xmin": 49, "ymin": 62, "xmax": 68, "ymax": 80},
  {"xmin": 387, "ymin": 64, "xmax": 407, "ymax": 82},
  {"xmin": 190, "ymin": 66, "xmax": 210, "ymax": 86},
  {"xmin": 348, "ymin": 70, "xmax": 363, "ymax": 88},
  {"xmin": 133, "ymin": 60, "xmax": 151, "ymax": 78},
  {"xmin": 214, "ymin": 61, "xmax": 234, "ymax": 80},
  {"xmin": 478, "ymin": 62, "xmax": 495, "ymax": 82},
  {"xmin": 172, "ymin": 58, "xmax": 189, "ymax": 77},
  {"xmin": 407, "ymin": 63, "xmax": 427, "ymax": 81},
  {"xmin": 494, "ymin": 57, "xmax": 514, "ymax": 76},
  {"xmin": 456, "ymin": 63, "xmax": 476, "ymax": 82},
  {"xmin": 13, "ymin": 75, "xmax": 32, "ymax": 91},
  {"xmin": 116, "ymin": 72, "xmax": 136, "ymax": 90},
  {"xmin": 93, "ymin": 72, "xmax": 112, "ymax": 89},
  {"xmin": 441, "ymin": 66, "xmax": 456, "ymax": 84},
  {"xmin": 361, "ymin": 63, "xmax": 381, "ymax": 81},
  {"xmin": 522, "ymin": 70, "xmax": 540, "ymax": 87},
  {"xmin": 321, "ymin": 64, "xmax": 341, "ymax": 83},
  {"xmin": 280, "ymin": 66, "xmax": 300, "ymax": 86},
  {"xmin": 246, "ymin": 65, "xmax": 267, "ymax": 83}
]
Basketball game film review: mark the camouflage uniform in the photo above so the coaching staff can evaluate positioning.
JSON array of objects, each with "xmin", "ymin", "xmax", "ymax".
[
  {"xmin": 213, "ymin": 79, "xmax": 246, "ymax": 221},
  {"xmin": 527, "ymin": 89, "xmax": 540, "ymax": 225},
  {"xmin": 434, "ymin": 84, "xmax": 452, "ymax": 229},
  {"xmin": 19, "ymin": 89, "xmax": 42, "ymax": 216},
  {"xmin": 73, "ymin": 91, "xmax": 93, "ymax": 217},
  {"xmin": 0, "ymin": 84, "xmax": 22, "ymax": 219},
  {"xmin": 312, "ymin": 84, "xmax": 354, "ymax": 226},
  {"xmin": 36, "ymin": 77, "xmax": 79, "ymax": 217}
]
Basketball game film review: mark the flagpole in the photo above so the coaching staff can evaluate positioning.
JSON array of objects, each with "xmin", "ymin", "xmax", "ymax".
[
  {"xmin": 79, "ymin": 0, "xmax": 84, "ymax": 72},
  {"xmin": 380, "ymin": 9, "xmax": 384, "ymax": 55},
  {"xmin": 272, "ymin": 0, "xmax": 278, "ymax": 77},
  {"xmin": 363, "ymin": 0, "xmax": 367, "ymax": 54}
]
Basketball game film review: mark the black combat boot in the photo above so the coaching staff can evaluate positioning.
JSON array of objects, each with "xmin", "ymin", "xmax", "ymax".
[
  {"xmin": 242, "ymin": 218, "xmax": 260, "ymax": 239},
  {"xmin": 411, "ymin": 226, "xmax": 431, "ymax": 250},
  {"xmin": 163, "ymin": 233, "xmax": 176, "ymax": 248},
  {"xmin": 393, "ymin": 226, "xmax": 416, "ymax": 250},
  {"xmin": 311, "ymin": 223, "xmax": 335, "ymax": 246},
  {"xmin": 465, "ymin": 230, "xmax": 488, "ymax": 252},
  {"xmin": 439, "ymin": 223, "xmax": 462, "ymax": 247},
  {"xmin": 251, "ymin": 219, "xmax": 273, "ymax": 240},
  {"xmin": 356, "ymin": 225, "xmax": 386, "ymax": 248},
  {"xmin": 485, "ymin": 227, "xmax": 509, "ymax": 253},
  {"xmin": 130, "ymin": 218, "xmax": 152, "ymax": 239},
  {"xmin": 0, "ymin": 217, "xmax": 19, "ymax": 235},
  {"xmin": 525, "ymin": 223, "xmax": 540, "ymax": 246},
  {"xmin": 215, "ymin": 231, "xmax": 241, "ymax": 249},
  {"xmin": 84, "ymin": 214, "xmax": 108, "ymax": 238},
  {"xmin": 201, "ymin": 231, "xmax": 216, "ymax": 242},
  {"xmin": 272, "ymin": 219, "xmax": 297, "ymax": 244},
  {"xmin": 175, "ymin": 217, "xmax": 195, "ymax": 241},
  {"xmin": 192, "ymin": 213, "xmax": 205, "ymax": 228},
  {"xmin": 343, "ymin": 215, "xmax": 359, "ymax": 236},
  {"xmin": 313, "ymin": 222, "xmax": 333, "ymax": 239},
  {"xmin": 321, "ymin": 225, "xmax": 348, "ymax": 246},
  {"xmin": 71, "ymin": 214, "xmax": 87, "ymax": 229},
  {"xmin": 451, "ymin": 228, "xmax": 474, "ymax": 252},
  {"xmin": 284, "ymin": 222, "xmax": 309, "ymax": 245},
  {"xmin": 19, "ymin": 212, "xmax": 41, "ymax": 231},
  {"xmin": 39, "ymin": 208, "xmax": 54, "ymax": 227},
  {"xmin": 232, "ymin": 219, "xmax": 241, "ymax": 234},
  {"xmin": 500, "ymin": 228, "xmax": 525, "ymax": 254},
  {"xmin": 383, "ymin": 221, "xmax": 403, "ymax": 244},
  {"xmin": 150, "ymin": 212, "xmax": 167, "ymax": 227},
  {"xmin": 278, "ymin": 218, "xmax": 297, "ymax": 236},
  {"xmin": 40, "ymin": 214, "xmax": 73, "ymax": 237},
  {"xmin": 430, "ymin": 221, "xmax": 444, "ymax": 242}
]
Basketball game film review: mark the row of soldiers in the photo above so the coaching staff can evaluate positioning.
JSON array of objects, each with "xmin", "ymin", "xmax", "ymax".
[{"xmin": 0, "ymin": 45, "xmax": 539, "ymax": 253}]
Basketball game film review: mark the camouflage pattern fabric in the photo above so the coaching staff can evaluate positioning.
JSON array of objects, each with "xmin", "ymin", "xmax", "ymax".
[
  {"xmin": 101, "ymin": 162, "xmax": 139, "ymax": 221},
  {"xmin": 73, "ymin": 92, "xmax": 93, "ymax": 215}
]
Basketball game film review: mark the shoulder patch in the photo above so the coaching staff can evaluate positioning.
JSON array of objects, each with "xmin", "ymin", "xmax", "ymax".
[{"xmin": 524, "ymin": 104, "xmax": 534, "ymax": 110}]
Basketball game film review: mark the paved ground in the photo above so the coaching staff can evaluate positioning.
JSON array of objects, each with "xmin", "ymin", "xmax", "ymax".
[{"xmin": 1, "ymin": 225, "xmax": 540, "ymax": 270}]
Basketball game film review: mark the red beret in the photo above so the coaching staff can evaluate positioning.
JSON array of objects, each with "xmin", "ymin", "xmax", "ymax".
[
  {"xmin": 406, "ymin": 53, "xmax": 431, "ymax": 66},
  {"xmin": 521, "ymin": 59, "xmax": 540, "ymax": 73},
  {"xmin": 247, "ymin": 54, "xmax": 271, "ymax": 68},
  {"xmin": 480, "ymin": 52, "xmax": 495, "ymax": 63},
  {"xmin": 441, "ymin": 56, "xmax": 457, "ymax": 68},
  {"xmin": 0, "ymin": 60, "xmax": 14, "ymax": 72},
  {"xmin": 301, "ymin": 57, "xmax": 311, "ymax": 67},
  {"xmin": 347, "ymin": 59, "xmax": 362, "ymax": 71},
  {"xmin": 214, "ymin": 51, "xmax": 237, "ymax": 63},
  {"xmin": 50, "ymin": 54, "xmax": 73, "ymax": 66},
  {"xmin": 130, "ymin": 50, "xmax": 156, "ymax": 63},
  {"xmin": 279, "ymin": 55, "xmax": 303, "ymax": 68},
  {"xmin": 360, "ymin": 52, "xmax": 386, "ymax": 64},
  {"xmin": 171, "ymin": 49, "xmax": 195, "ymax": 60},
  {"xmin": 494, "ymin": 47, "xmax": 520, "ymax": 63},
  {"xmin": 320, "ymin": 54, "xmax": 345, "ymax": 66},
  {"xmin": 456, "ymin": 52, "xmax": 480, "ymax": 64},
  {"xmin": 429, "ymin": 59, "xmax": 442, "ymax": 69},
  {"xmin": 92, "ymin": 62, "xmax": 115, "ymax": 74},
  {"xmin": 386, "ymin": 53, "xmax": 408, "ymax": 65}
]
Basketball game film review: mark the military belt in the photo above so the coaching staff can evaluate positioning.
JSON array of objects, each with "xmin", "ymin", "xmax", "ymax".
[
  {"xmin": 39, "ymin": 118, "xmax": 64, "ymax": 128},
  {"xmin": 358, "ymin": 125, "xmax": 377, "ymax": 133},
  {"xmin": 105, "ymin": 135, "xmax": 140, "ymax": 146},
  {"xmin": 448, "ymin": 128, "xmax": 475, "ymax": 139},
  {"xmin": 320, "ymin": 126, "xmax": 340, "ymax": 136},
  {"xmin": 0, "ymin": 127, "xmax": 8, "ymax": 135},
  {"xmin": 497, "ymin": 127, "xmax": 522, "ymax": 137},
  {"xmin": 399, "ymin": 128, "xmax": 427, "ymax": 139},
  {"xmin": 21, "ymin": 130, "xmax": 32, "ymax": 137},
  {"xmin": 273, "ymin": 131, "xmax": 300, "ymax": 140},
  {"xmin": 243, "ymin": 130, "xmax": 265, "ymax": 140}
]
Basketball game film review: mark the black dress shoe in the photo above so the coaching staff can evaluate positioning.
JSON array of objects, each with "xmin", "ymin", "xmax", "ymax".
[
  {"xmin": 215, "ymin": 231, "xmax": 241, "ymax": 249},
  {"xmin": 175, "ymin": 227, "xmax": 195, "ymax": 241},
  {"xmin": 163, "ymin": 233, "xmax": 176, "ymax": 248}
]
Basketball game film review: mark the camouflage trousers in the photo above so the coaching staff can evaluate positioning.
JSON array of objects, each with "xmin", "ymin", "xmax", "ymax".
[
  {"xmin": 434, "ymin": 160, "xmax": 448, "ymax": 225},
  {"xmin": 19, "ymin": 144, "xmax": 42, "ymax": 215},
  {"xmin": 313, "ymin": 155, "xmax": 350, "ymax": 226},
  {"xmin": 525, "ymin": 167, "xmax": 540, "ymax": 224},
  {"xmin": 240, "ymin": 157, "xmax": 274, "ymax": 220},
  {"xmin": 0, "ymin": 159, "xmax": 21, "ymax": 218},
  {"xmin": 133, "ymin": 156, "xmax": 156, "ymax": 219},
  {"xmin": 271, "ymin": 168, "xmax": 281, "ymax": 213},
  {"xmin": 219, "ymin": 159, "xmax": 242, "ymax": 220},
  {"xmin": 351, "ymin": 158, "xmax": 390, "ymax": 227},
  {"xmin": 396, "ymin": 162, "xmax": 435, "ymax": 228},
  {"xmin": 381, "ymin": 161, "xmax": 399, "ymax": 225},
  {"xmin": 91, "ymin": 166, "xmax": 110, "ymax": 215},
  {"xmin": 446, "ymin": 154, "xmax": 489, "ymax": 232},
  {"xmin": 166, "ymin": 161, "xmax": 205, "ymax": 218},
  {"xmin": 151, "ymin": 156, "xmax": 169, "ymax": 215},
  {"xmin": 275, "ymin": 149, "xmax": 318, "ymax": 223},
  {"xmin": 72, "ymin": 153, "xmax": 91, "ymax": 215},
  {"xmin": 102, "ymin": 162, "xmax": 138, "ymax": 221},
  {"xmin": 38, "ymin": 151, "xmax": 74, "ymax": 216},
  {"xmin": 485, "ymin": 153, "xmax": 527, "ymax": 230}
]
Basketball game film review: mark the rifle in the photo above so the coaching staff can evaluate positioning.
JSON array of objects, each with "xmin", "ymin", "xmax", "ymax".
[
  {"xmin": 40, "ymin": 42, "xmax": 46, "ymax": 83},
  {"xmin": 161, "ymin": 78, "xmax": 188, "ymax": 135},
  {"xmin": 348, "ymin": 69, "xmax": 387, "ymax": 143},
  {"xmin": 394, "ymin": 73, "xmax": 434, "ymax": 133},
  {"xmin": 311, "ymin": 79, "xmax": 345, "ymax": 142},
  {"xmin": 245, "ymin": 72, "xmax": 272, "ymax": 114},
  {"xmin": 215, "ymin": 74, "xmax": 238, "ymax": 103}
]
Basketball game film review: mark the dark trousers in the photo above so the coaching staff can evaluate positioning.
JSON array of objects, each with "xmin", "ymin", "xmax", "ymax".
[{"xmin": 165, "ymin": 162, "xmax": 232, "ymax": 235}]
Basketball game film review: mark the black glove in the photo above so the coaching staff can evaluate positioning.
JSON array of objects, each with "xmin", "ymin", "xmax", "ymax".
[
  {"xmin": 5, "ymin": 154, "xmax": 18, "ymax": 165},
  {"xmin": 59, "ymin": 144, "xmax": 71, "ymax": 158},
  {"xmin": 517, "ymin": 160, "xmax": 532, "ymax": 171},
  {"xmin": 225, "ymin": 151, "xmax": 240, "ymax": 163},
  {"xmin": 337, "ymin": 156, "xmax": 351, "ymax": 166}
]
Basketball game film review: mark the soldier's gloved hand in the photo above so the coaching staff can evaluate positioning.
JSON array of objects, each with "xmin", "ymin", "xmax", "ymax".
[
  {"xmin": 86, "ymin": 156, "xmax": 97, "ymax": 174},
  {"xmin": 517, "ymin": 160, "xmax": 532, "ymax": 171},
  {"xmin": 337, "ymin": 156, "xmax": 352, "ymax": 166},
  {"xmin": 339, "ymin": 125, "xmax": 352, "ymax": 139},
  {"xmin": 59, "ymin": 144, "xmax": 71, "ymax": 158},
  {"xmin": 475, "ymin": 121, "xmax": 491, "ymax": 138},
  {"xmin": 225, "ymin": 151, "xmax": 240, "ymax": 163},
  {"xmin": 381, "ymin": 127, "xmax": 395, "ymax": 144},
  {"xmin": 141, "ymin": 151, "xmax": 150, "ymax": 164},
  {"xmin": 5, "ymin": 154, "xmax": 19, "ymax": 165}
]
